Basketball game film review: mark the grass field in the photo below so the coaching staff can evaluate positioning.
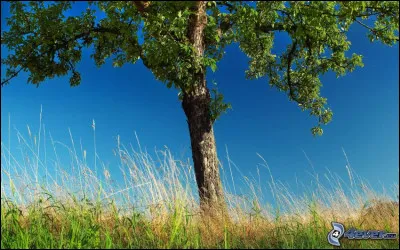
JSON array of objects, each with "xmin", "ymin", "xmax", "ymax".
[{"xmin": 1, "ymin": 114, "xmax": 399, "ymax": 249}]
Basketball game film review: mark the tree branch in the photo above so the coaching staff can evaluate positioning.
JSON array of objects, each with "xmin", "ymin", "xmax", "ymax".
[
  {"xmin": 1, "ymin": 24, "xmax": 141, "ymax": 86},
  {"xmin": 1, "ymin": 67, "xmax": 24, "ymax": 87},
  {"xmin": 286, "ymin": 40, "xmax": 298, "ymax": 101},
  {"xmin": 355, "ymin": 19, "xmax": 399, "ymax": 42},
  {"xmin": 258, "ymin": 23, "xmax": 285, "ymax": 33},
  {"xmin": 216, "ymin": 1, "xmax": 235, "ymax": 12},
  {"xmin": 132, "ymin": 1, "xmax": 151, "ymax": 16}
]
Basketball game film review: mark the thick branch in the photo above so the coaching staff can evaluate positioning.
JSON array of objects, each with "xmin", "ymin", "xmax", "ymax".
[
  {"xmin": 286, "ymin": 41, "xmax": 298, "ymax": 101},
  {"xmin": 258, "ymin": 23, "xmax": 285, "ymax": 33},
  {"xmin": 133, "ymin": 1, "xmax": 151, "ymax": 16},
  {"xmin": 186, "ymin": 1, "xmax": 207, "ymax": 93}
]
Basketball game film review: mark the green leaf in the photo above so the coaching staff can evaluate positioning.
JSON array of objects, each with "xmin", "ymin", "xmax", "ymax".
[
  {"xmin": 210, "ymin": 62, "xmax": 217, "ymax": 72},
  {"xmin": 1, "ymin": 1, "xmax": 398, "ymax": 136},
  {"xmin": 215, "ymin": 33, "xmax": 220, "ymax": 43}
]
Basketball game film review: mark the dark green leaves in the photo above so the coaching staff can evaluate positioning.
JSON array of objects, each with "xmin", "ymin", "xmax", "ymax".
[
  {"xmin": 2, "ymin": 1, "xmax": 85, "ymax": 86},
  {"xmin": 1, "ymin": 1, "xmax": 398, "ymax": 134},
  {"xmin": 209, "ymin": 85, "xmax": 232, "ymax": 123},
  {"xmin": 69, "ymin": 71, "xmax": 81, "ymax": 87},
  {"xmin": 232, "ymin": 1, "xmax": 397, "ymax": 135}
]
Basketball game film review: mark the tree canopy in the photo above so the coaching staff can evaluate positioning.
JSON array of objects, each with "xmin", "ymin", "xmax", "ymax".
[{"xmin": 1, "ymin": 1, "xmax": 399, "ymax": 135}]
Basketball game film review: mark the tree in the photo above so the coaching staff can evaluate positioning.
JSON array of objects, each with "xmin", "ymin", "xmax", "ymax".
[{"xmin": 1, "ymin": 1, "xmax": 398, "ymax": 216}]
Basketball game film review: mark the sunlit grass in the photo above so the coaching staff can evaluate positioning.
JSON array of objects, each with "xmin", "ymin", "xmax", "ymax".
[{"xmin": 1, "ymin": 111, "xmax": 399, "ymax": 249}]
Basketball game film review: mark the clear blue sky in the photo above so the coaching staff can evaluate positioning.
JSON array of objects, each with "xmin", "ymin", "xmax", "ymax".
[{"xmin": 1, "ymin": 2, "xmax": 399, "ymax": 204}]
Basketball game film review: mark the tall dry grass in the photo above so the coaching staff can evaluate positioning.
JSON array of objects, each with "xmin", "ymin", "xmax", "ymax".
[{"xmin": 1, "ymin": 111, "xmax": 399, "ymax": 248}]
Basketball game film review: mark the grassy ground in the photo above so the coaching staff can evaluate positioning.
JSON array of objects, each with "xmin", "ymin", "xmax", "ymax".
[
  {"xmin": 1, "ymin": 114, "xmax": 399, "ymax": 249},
  {"xmin": 1, "ymin": 197, "xmax": 398, "ymax": 249}
]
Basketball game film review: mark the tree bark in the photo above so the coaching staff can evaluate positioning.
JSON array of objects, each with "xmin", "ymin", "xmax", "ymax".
[
  {"xmin": 182, "ymin": 80, "xmax": 227, "ymax": 216},
  {"xmin": 182, "ymin": 1, "xmax": 227, "ymax": 217}
]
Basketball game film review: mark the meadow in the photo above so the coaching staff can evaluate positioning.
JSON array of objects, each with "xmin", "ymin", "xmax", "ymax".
[{"xmin": 1, "ymin": 112, "xmax": 399, "ymax": 249}]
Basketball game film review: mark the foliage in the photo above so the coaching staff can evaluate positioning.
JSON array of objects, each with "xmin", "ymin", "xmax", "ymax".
[
  {"xmin": 1, "ymin": 1, "xmax": 399, "ymax": 134},
  {"xmin": 210, "ymin": 80, "xmax": 232, "ymax": 122}
]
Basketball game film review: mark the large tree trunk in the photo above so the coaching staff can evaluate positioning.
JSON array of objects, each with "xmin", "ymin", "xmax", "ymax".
[
  {"xmin": 183, "ymin": 1, "xmax": 227, "ymax": 216},
  {"xmin": 182, "ymin": 81, "xmax": 227, "ymax": 216}
]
